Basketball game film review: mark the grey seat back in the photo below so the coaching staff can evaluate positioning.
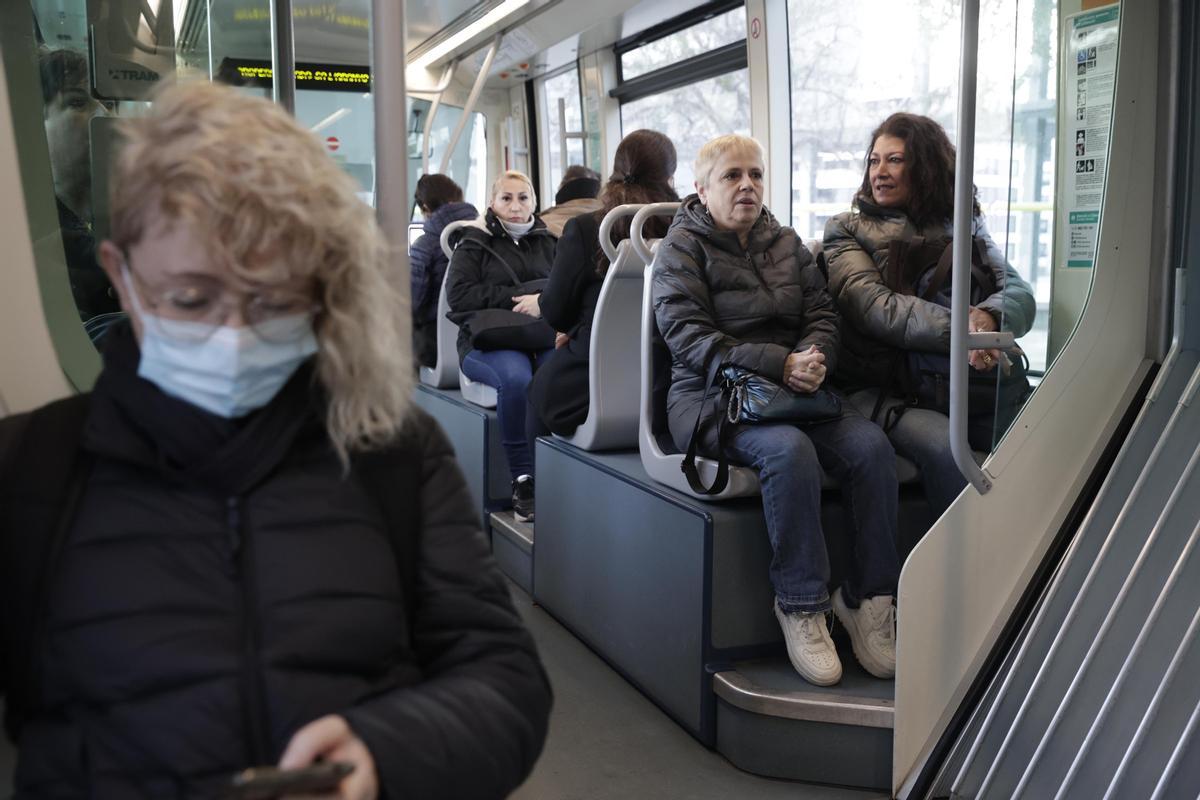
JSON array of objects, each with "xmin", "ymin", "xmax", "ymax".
[
  {"xmin": 561, "ymin": 205, "xmax": 646, "ymax": 450},
  {"xmin": 418, "ymin": 219, "xmax": 480, "ymax": 390}
]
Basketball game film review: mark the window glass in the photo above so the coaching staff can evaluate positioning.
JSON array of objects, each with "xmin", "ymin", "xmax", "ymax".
[
  {"xmin": 787, "ymin": 0, "xmax": 1056, "ymax": 373},
  {"xmin": 407, "ymin": 99, "xmax": 488, "ymax": 221},
  {"xmin": 541, "ymin": 67, "xmax": 584, "ymax": 195},
  {"xmin": 620, "ymin": 68, "xmax": 751, "ymax": 191},
  {"xmin": 621, "ymin": 8, "xmax": 746, "ymax": 81}
]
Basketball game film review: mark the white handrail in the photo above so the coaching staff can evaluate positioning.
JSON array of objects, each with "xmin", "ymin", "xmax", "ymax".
[
  {"xmin": 598, "ymin": 204, "xmax": 643, "ymax": 262},
  {"xmin": 630, "ymin": 202, "xmax": 680, "ymax": 264},
  {"xmin": 439, "ymin": 34, "xmax": 501, "ymax": 175},
  {"xmin": 421, "ymin": 61, "xmax": 457, "ymax": 175}
]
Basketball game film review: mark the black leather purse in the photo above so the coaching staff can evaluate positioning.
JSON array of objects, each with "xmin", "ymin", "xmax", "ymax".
[{"xmin": 682, "ymin": 351, "xmax": 843, "ymax": 495}]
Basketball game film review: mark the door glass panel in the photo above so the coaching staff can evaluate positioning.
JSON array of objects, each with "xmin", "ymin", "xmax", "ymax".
[
  {"xmin": 542, "ymin": 66, "xmax": 584, "ymax": 195},
  {"xmin": 620, "ymin": 67, "xmax": 751, "ymax": 190}
]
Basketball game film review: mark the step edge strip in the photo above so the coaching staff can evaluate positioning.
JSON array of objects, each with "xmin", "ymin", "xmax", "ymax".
[{"xmin": 713, "ymin": 671, "xmax": 895, "ymax": 729}]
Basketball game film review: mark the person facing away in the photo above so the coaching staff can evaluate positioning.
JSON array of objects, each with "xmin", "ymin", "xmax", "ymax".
[
  {"xmin": 652, "ymin": 134, "xmax": 901, "ymax": 688},
  {"xmin": 520, "ymin": 130, "xmax": 680, "ymax": 521},
  {"xmin": 409, "ymin": 173, "xmax": 478, "ymax": 368},
  {"xmin": 822, "ymin": 111, "xmax": 1036, "ymax": 517},
  {"xmin": 38, "ymin": 47, "xmax": 120, "ymax": 326},
  {"xmin": 0, "ymin": 82, "xmax": 551, "ymax": 799},
  {"xmin": 539, "ymin": 164, "xmax": 603, "ymax": 238},
  {"xmin": 445, "ymin": 170, "xmax": 557, "ymax": 522}
]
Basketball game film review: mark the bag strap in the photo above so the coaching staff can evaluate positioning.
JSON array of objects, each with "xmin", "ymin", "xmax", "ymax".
[
  {"xmin": 352, "ymin": 440, "xmax": 421, "ymax": 635},
  {"xmin": 924, "ymin": 236, "xmax": 996, "ymax": 302},
  {"xmin": 457, "ymin": 237, "xmax": 526, "ymax": 288},
  {"xmin": 681, "ymin": 350, "xmax": 732, "ymax": 495},
  {"xmin": 2, "ymin": 394, "xmax": 92, "ymax": 740}
]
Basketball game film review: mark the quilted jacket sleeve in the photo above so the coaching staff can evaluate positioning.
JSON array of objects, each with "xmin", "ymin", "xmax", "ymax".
[
  {"xmin": 823, "ymin": 213, "xmax": 951, "ymax": 354},
  {"xmin": 343, "ymin": 420, "xmax": 552, "ymax": 800},
  {"xmin": 652, "ymin": 232, "xmax": 791, "ymax": 383},
  {"xmin": 972, "ymin": 217, "xmax": 1037, "ymax": 337},
  {"xmin": 794, "ymin": 238, "xmax": 840, "ymax": 377}
]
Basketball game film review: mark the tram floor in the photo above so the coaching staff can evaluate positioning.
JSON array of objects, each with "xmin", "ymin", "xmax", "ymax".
[{"xmin": 508, "ymin": 581, "xmax": 888, "ymax": 800}]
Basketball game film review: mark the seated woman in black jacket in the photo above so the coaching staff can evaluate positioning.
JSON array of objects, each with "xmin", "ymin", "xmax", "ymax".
[
  {"xmin": 522, "ymin": 130, "xmax": 680, "ymax": 519},
  {"xmin": 653, "ymin": 134, "xmax": 900, "ymax": 687},
  {"xmin": 0, "ymin": 82, "xmax": 551, "ymax": 799},
  {"xmin": 446, "ymin": 170, "xmax": 557, "ymax": 520}
]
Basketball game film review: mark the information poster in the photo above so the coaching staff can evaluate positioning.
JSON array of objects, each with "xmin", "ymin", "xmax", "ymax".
[{"xmin": 1059, "ymin": 6, "xmax": 1120, "ymax": 268}]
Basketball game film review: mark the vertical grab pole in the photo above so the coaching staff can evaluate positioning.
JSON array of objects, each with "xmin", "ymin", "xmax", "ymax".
[
  {"xmin": 421, "ymin": 62, "xmax": 457, "ymax": 175},
  {"xmin": 269, "ymin": 0, "xmax": 296, "ymax": 114},
  {"xmin": 439, "ymin": 34, "xmax": 502, "ymax": 175},
  {"xmin": 950, "ymin": 0, "xmax": 992, "ymax": 494},
  {"xmin": 372, "ymin": 0, "xmax": 409, "ymax": 279}
]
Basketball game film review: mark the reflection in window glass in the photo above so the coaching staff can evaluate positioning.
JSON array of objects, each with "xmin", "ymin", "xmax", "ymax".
[
  {"xmin": 787, "ymin": 0, "xmax": 1056, "ymax": 372},
  {"xmin": 542, "ymin": 68, "xmax": 584, "ymax": 195},
  {"xmin": 620, "ymin": 68, "xmax": 751, "ymax": 191},
  {"xmin": 621, "ymin": 8, "xmax": 747, "ymax": 81}
]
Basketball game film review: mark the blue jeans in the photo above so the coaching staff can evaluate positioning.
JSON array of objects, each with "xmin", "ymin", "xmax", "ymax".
[
  {"xmin": 723, "ymin": 405, "xmax": 900, "ymax": 614},
  {"xmin": 848, "ymin": 389, "xmax": 969, "ymax": 517},
  {"xmin": 461, "ymin": 348, "xmax": 552, "ymax": 480}
]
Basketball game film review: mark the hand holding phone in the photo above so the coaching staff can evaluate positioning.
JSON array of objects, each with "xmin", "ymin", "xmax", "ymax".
[{"xmin": 229, "ymin": 762, "xmax": 354, "ymax": 799}]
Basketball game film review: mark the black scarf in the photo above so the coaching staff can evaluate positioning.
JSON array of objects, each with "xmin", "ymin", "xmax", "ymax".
[{"xmin": 83, "ymin": 322, "xmax": 325, "ymax": 495}]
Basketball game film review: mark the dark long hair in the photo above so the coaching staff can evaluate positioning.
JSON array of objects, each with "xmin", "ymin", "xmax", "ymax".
[
  {"xmin": 853, "ymin": 112, "xmax": 980, "ymax": 228},
  {"xmin": 596, "ymin": 129, "xmax": 680, "ymax": 274}
]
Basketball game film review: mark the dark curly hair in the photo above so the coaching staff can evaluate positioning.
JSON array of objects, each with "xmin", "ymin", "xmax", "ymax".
[
  {"xmin": 595, "ymin": 129, "xmax": 679, "ymax": 274},
  {"xmin": 854, "ymin": 112, "xmax": 980, "ymax": 228}
]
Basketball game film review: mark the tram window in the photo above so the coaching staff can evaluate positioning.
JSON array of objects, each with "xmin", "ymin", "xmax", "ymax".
[
  {"xmin": 786, "ymin": 0, "xmax": 1057, "ymax": 373},
  {"xmin": 406, "ymin": 100, "xmax": 488, "ymax": 220},
  {"xmin": 621, "ymin": 68, "xmax": 750, "ymax": 190},
  {"xmin": 620, "ymin": 6, "xmax": 746, "ymax": 81},
  {"xmin": 541, "ymin": 66, "xmax": 586, "ymax": 197}
]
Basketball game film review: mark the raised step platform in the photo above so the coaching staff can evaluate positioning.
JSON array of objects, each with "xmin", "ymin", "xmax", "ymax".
[
  {"xmin": 490, "ymin": 510, "xmax": 534, "ymax": 594},
  {"xmin": 715, "ymin": 650, "xmax": 893, "ymax": 790},
  {"xmin": 414, "ymin": 385, "xmax": 511, "ymax": 526}
]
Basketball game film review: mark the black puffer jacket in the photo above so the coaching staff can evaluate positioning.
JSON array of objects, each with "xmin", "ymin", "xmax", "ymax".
[
  {"xmin": 1, "ymin": 326, "xmax": 552, "ymax": 798},
  {"xmin": 445, "ymin": 208, "xmax": 557, "ymax": 362},
  {"xmin": 823, "ymin": 201, "xmax": 1037, "ymax": 390},
  {"xmin": 652, "ymin": 195, "xmax": 839, "ymax": 453}
]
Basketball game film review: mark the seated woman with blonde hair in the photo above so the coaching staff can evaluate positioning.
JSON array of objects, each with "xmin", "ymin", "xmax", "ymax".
[
  {"xmin": 0, "ymin": 82, "xmax": 551, "ymax": 799},
  {"xmin": 653, "ymin": 134, "xmax": 900, "ymax": 687}
]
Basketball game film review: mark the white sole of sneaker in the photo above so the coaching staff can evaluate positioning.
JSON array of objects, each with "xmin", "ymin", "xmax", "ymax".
[
  {"xmin": 832, "ymin": 590, "xmax": 895, "ymax": 680},
  {"xmin": 774, "ymin": 606, "xmax": 842, "ymax": 686}
]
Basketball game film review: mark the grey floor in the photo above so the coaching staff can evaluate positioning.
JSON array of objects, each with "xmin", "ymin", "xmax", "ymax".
[
  {"xmin": 0, "ymin": 592, "xmax": 886, "ymax": 800},
  {"xmin": 508, "ymin": 583, "xmax": 886, "ymax": 800}
]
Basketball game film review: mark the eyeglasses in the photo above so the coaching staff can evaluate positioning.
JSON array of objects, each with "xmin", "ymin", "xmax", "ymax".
[{"xmin": 122, "ymin": 261, "xmax": 321, "ymax": 344}]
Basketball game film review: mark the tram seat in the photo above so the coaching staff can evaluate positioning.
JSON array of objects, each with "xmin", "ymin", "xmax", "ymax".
[
  {"xmin": 419, "ymin": 218, "xmax": 498, "ymax": 408},
  {"xmin": 558, "ymin": 238, "xmax": 644, "ymax": 450}
]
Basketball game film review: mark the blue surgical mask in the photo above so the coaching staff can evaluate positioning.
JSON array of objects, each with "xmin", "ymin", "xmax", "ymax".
[{"xmin": 122, "ymin": 266, "xmax": 318, "ymax": 418}]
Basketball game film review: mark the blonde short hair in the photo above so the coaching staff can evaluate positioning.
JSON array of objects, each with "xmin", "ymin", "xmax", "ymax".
[
  {"xmin": 693, "ymin": 134, "xmax": 765, "ymax": 189},
  {"xmin": 491, "ymin": 169, "xmax": 536, "ymax": 206},
  {"xmin": 110, "ymin": 81, "xmax": 411, "ymax": 462}
]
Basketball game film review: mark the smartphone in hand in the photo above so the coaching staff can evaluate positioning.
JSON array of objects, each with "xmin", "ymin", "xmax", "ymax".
[{"xmin": 228, "ymin": 761, "xmax": 354, "ymax": 799}]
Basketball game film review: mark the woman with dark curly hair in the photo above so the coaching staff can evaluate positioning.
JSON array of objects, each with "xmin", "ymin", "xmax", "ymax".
[{"xmin": 823, "ymin": 112, "xmax": 1036, "ymax": 516}]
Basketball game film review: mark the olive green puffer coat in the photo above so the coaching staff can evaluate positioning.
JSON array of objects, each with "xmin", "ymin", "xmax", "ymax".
[{"xmin": 822, "ymin": 200, "xmax": 1036, "ymax": 390}]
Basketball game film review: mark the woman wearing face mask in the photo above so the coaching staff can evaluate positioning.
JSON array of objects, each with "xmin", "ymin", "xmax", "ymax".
[
  {"xmin": 446, "ymin": 170, "xmax": 556, "ymax": 522},
  {"xmin": 823, "ymin": 112, "xmax": 1036, "ymax": 517},
  {"xmin": 0, "ymin": 83, "xmax": 550, "ymax": 799},
  {"xmin": 653, "ymin": 135, "xmax": 900, "ymax": 688}
]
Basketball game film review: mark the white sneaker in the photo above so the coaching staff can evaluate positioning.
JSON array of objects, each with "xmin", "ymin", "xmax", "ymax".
[
  {"xmin": 775, "ymin": 602, "xmax": 842, "ymax": 686},
  {"xmin": 832, "ymin": 588, "xmax": 896, "ymax": 679}
]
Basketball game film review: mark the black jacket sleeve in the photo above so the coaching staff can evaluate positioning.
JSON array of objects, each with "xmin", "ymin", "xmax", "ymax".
[
  {"xmin": 652, "ymin": 232, "xmax": 791, "ymax": 384},
  {"xmin": 794, "ymin": 238, "xmax": 841, "ymax": 377},
  {"xmin": 445, "ymin": 233, "xmax": 521, "ymax": 313},
  {"xmin": 539, "ymin": 215, "xmax": 595, "ymax": 333},
  {"xmin": 342, "ymin": 422, "xmax": 552, "ymax": 800}
]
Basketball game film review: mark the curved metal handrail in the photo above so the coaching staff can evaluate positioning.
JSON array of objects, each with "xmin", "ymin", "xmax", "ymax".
[
  {"xmin": 630, "ymin": 202, "xmax": 681, "ymax": 264},
  {"xmin": 440, "ymin": 218, "xmax": 478, "ymax": 259},
  {"xmin": 598, "ymin": 204, "xmax": 644, "ymax": 262}
]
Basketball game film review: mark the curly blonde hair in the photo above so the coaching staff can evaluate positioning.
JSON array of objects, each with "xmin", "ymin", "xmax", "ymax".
[{"xmin": 109, "ymin": 81, "xmax": 411, "ymax": 461}]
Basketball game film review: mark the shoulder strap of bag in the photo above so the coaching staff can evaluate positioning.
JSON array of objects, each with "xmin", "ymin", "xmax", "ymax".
[
  {"xmin": 681, "ymin": 350, "xmax": 732, "ymax": 495},
  {"xmin": 457, "ymin": 237, "xmax": 525, "ymax": 287},
  {"xmin": 924, "ymin": 236, "xmax": 996, "ymax": 302},
  {"xmin": 2, "ymin": 394, "xmax": 92, "ymax": 740},
  {"xmin": 352, "ymin": 439, "xmax": 421, "ymax": 633}
]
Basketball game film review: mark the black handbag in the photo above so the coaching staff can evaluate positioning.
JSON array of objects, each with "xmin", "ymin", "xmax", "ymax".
[
  {"xmin": 682, "ymin": 351, "xmax": 843, "ymax": 495},
  {"xmin": 446, "ymin": 239, "xmax": 556, "ymax": 352}
]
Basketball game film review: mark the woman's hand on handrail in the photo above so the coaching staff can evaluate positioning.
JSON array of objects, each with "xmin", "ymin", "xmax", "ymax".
[
  {"xmin": 512, "ymin": 294, "xmax": 541, "ymax": 317},
  {"xmin": 967, "ymin": 306, "xmax": 1003, "ymax": 372},
  {"xmin": 784, "ymin": 345, "xmax": 826, "ymax": 393}
]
